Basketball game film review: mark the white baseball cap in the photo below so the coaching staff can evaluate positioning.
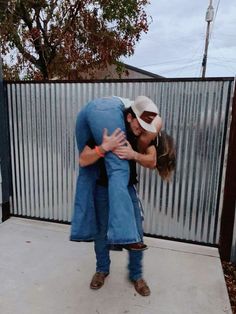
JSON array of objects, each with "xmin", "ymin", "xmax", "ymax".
[{"xmin": 131, "ymin": 96, "xmax": 159, "ymax": 133}]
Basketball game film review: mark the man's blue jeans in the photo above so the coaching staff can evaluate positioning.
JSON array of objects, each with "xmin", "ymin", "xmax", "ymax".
[
  {"xmin": 94, "ymin": 185, "xmax": 143, "ymax": 281},
  {"xmin": 75, "ymin": 97, "xmax": 141, "ymax": 244}
]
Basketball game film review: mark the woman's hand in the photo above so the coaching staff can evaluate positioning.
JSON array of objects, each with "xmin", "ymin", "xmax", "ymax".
[
  {"xmin": 113, "ymin": 141, "xmax": 137, "ymax": 160},
  {"xmin": 101, "ymin": 128, "xmax": 126, "ymax": 152},
  {"xmin": 114, "ymin": 140, "xmax": 157, "ymax": 168}
]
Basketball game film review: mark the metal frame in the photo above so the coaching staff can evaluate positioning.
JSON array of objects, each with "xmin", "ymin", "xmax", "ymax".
[
  {"xmin": 0, "ymin": 58, "xmax": 11, "ymax": 221},
  {"xmin": 219, "ymin": 79, "xmax": 236, "ymax": 261}
]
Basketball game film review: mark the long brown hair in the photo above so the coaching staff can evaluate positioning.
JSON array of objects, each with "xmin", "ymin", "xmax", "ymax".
[{"xmin": 156, "ymin": 131, "xmax": 176, "ymax": 180}]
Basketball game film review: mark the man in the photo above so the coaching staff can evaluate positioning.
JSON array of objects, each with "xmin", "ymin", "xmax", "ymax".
[{"xmin": 71, "ymin": 95, "xmax": 162, "ymax": 296}]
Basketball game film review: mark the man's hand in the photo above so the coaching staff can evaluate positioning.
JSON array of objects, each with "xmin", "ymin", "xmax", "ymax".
[
  {"xmin": 113, "ymin": 141, "xmax": 137, "ymax": 160},
  {"xmin": 101, "ymin": 128, "xmax": 126, "ymax": 152}
]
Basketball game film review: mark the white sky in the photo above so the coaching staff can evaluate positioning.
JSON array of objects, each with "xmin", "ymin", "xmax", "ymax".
[{"xmin": 123, "ymin": 0, "xmax": 236, "ymax": 78}]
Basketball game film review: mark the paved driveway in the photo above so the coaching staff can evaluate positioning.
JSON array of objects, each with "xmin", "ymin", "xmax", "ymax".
[{"xmin": 0, "ymin": 217, "xmax": 232, "ymax": 314}]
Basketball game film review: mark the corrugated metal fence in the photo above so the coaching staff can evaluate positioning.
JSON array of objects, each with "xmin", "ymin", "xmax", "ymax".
[{"xmin": 6, "ymin": 79, "xmax": 234, "ymax": 245}]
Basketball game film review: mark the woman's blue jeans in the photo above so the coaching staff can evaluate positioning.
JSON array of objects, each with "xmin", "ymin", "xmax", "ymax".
[
  {"xmin": 75, "ymin": 97, "xmax": 141, "ymax": 244},
  {"xmin": 94, "ymin": 185, "xmax": 143, "ymax": 281}
]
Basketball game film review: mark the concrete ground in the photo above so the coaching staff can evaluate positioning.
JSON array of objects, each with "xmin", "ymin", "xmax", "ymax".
[{"xmin": 0, "ymin": 217, "xmax": 232, "ymax": 314}]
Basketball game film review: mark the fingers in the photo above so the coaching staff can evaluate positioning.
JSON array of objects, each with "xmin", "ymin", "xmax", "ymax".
[
  {"xmin": 119, "ymin": 139, "xmax": 127, "ymax": 146},
  {"xmin": 112, "ymin": 128, "xmax": 122, "ymax": 136},
  {"xmin": 113, "ymin": 146, "xmax": 133, "ymax": 159},
  {"xmin": 103, "ymin": 128, "xmax": 108, "ymax": 137},
  {"xmin": 126, "ymin": 140, "xmax": 131, "ymax": 147},
  {"xmin": 113, "ymin": 150, "xmax": 125, "ymax": 159},
  {"xmin": 112, "ymin": 128, "xmax": 125, "ymax": 139},
  {"xmin": 116, "ymin": 136, "xmax": 126, "ymax": 146},
  {"xmin": 111, "ymin": 129, "xmax": 126, "ymax": 147},
  {"xmin": 113, "ymin": 147, "xmax": 126, "ymax": 153},
  {"xmin": 114, "ymin": 133, "xmax": 125, "ymax": 142}
]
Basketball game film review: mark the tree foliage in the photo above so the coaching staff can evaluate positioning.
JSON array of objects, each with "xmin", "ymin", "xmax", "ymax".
[{"xmin": 0, "ymin": 0, "xmax": 150, "ymax": 80}]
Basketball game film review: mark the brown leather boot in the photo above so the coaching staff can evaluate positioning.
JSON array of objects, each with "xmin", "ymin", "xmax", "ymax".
[
  {"xmin": 90, "ymin": 272, "xmax": 109, "ymax": 290},
  {"xmin": 132, "ymin": 278, "xmax": 151, "ymax": 296},
  {"xmin": 122, "ymin": 242, "xmax": 148, "ymax": 251}
]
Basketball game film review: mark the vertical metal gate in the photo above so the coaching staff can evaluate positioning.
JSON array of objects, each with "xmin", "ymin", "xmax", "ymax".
[{"xmin": 6, "ymin": 78, "xmax": 234, "ymax": 245}]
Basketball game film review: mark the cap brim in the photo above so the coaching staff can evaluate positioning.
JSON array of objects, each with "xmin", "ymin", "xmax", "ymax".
[{"xmin": 137, "ymin": 117, "xmax": 157, "ymax": 133}]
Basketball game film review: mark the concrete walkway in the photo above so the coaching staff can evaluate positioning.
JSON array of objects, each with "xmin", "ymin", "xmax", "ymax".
[{"xmin": 0, "ymin": 217, "xmax": 232, "ymax": 314}]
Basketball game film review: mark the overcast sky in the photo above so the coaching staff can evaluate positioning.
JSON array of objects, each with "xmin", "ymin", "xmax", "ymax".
[{"xmin": 123, "ymin": 0, "xmax": 236, "ymax": 78}]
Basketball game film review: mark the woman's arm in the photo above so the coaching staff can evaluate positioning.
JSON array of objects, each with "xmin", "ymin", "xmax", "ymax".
[
  {"xmin": 135, "ymin": 145, "xmax": 156, "ymax": 169},
  {"xmin": 79, "ymin": 128, "xmax": 126, "ymax": 167},
  {"xmin": 113, "ymin": 141, "xmax": 156, "ymax": 169}
]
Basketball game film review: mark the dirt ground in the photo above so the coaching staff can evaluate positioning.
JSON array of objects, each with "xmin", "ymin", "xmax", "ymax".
[{"xmin": 222, "ymin": 261, "xmax": 236, "ymax": 314}]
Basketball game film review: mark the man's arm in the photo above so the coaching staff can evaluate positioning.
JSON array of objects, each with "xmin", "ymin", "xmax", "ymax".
[
  {"xmin": 113, "ymin": 141, "xmax": 156, "ymax": 169},
  {"xmin": 79, "ymin": 145, "xmax": 102, "ymax": 167}
]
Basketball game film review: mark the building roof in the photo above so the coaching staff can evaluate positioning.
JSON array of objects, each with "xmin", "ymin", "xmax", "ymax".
[{"xmin": 123, "ymin": 63, "xmax": 163, "ymax": 79}]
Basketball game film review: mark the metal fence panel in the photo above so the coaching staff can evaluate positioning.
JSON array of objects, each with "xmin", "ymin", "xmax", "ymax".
[{"xmin": 6, "ymin": 79, "xmax": 233, "ymax": 244}]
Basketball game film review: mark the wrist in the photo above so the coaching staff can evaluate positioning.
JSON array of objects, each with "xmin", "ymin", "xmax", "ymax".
[
  {"xmin": 95, "ymin": 146, "xmax": 105, "ymax": 158},
  {"xmin": 133, "ymin": 151, "xmax": 139, "ymax": 161},
  {"xmin": 100, "ymin": 143, "xmax": 109, "ymax": 153}
]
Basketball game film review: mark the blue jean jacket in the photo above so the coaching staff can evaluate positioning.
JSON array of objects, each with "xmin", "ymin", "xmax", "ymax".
[{"xmin": 70, "ymin": 97, "xmax": 141, "ymax": 244}]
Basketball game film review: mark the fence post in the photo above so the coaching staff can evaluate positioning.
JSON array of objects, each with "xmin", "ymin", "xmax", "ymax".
[
  {"xmin": 0, "ymin": 57, "xmax": 11, "ymax": 221},
  {"xmin": 219, "ymin": 81, "xmax": 236, "ymax": 261}
]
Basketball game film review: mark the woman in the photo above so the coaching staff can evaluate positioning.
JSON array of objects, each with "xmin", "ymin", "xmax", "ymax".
[{"xmin": 78, "ymin": 124, "xmax": 176, "ymax": 296}]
